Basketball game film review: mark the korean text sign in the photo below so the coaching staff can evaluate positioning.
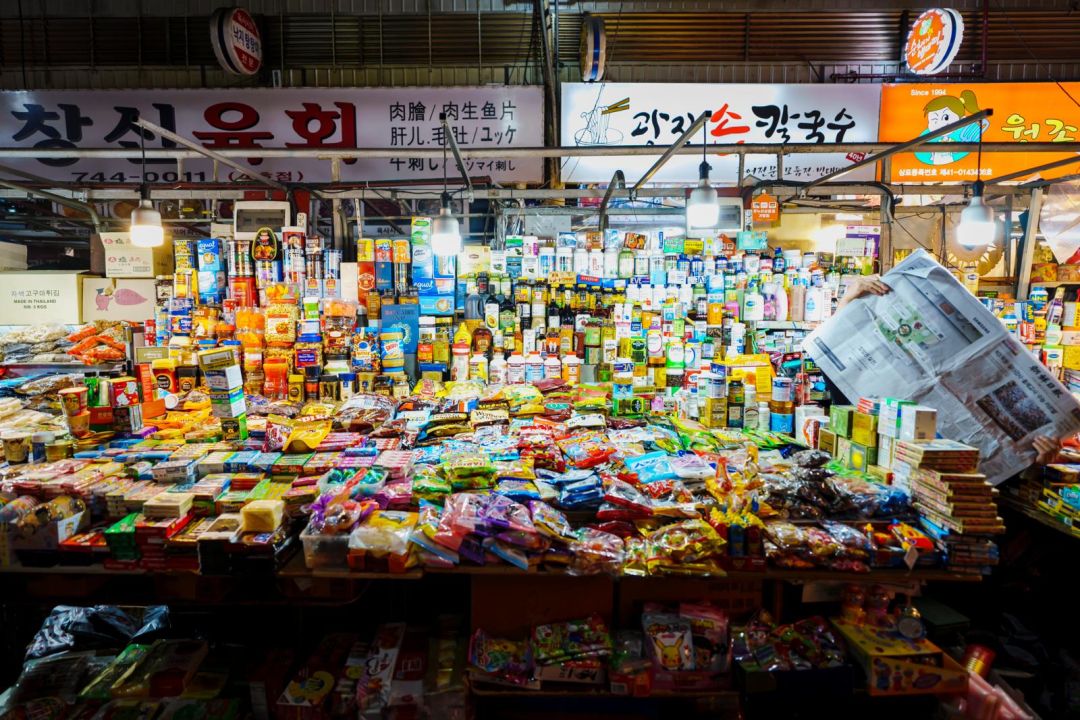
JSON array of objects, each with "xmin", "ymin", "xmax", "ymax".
[
  {"xmin": 0, "ymin": 87, "xmax": 543, "ymax": 183},
  {"xmin": 560, "ymin": 83, "xmax": 881, "ymax": 183},
  {"xmin": 880, "ymin": 82, "xmax": 1080, "ymax": 182}
]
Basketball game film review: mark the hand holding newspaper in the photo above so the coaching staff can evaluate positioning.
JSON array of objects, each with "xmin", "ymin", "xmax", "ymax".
[{"xmin": 805, "ymin": 250, "xmax": 1080, "ymax": 485}]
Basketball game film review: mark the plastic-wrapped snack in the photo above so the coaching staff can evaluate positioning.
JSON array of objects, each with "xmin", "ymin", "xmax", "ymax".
[
  {"xmin": 624, "ymin": 451, "xmax": 677, "ymax": 484},
  {"xmin": 493, "ymin": 479, "xmax": 541, "ymax": 502},
  {"xmin": 478, "ymin": 494, "xmax": 536, "ymax": 535},
  {"xmin": 263, "ymin": 415, "xmax": 294, "ymax": 452},
  {"xmin": 790, "ymin": 466, "xmax": 834, "ymax": 483},
  {"xmin": 557, "ymin": 431, "xmax": 616, "ymax": 469},
  {"xmin": 529, "ymin": 500, "xmax": 575, "ymax": 544},
  {"xmin": 531, "ymin": 614, "xmax": 612, "ymax": 665},
  {"xmin": 803, "ymin": 526, "xmax": 842, "ymax": 561},
  {"xmin": 468, "ymin": 629, "xmax": 532, "ymax": 686},
  {"xmin": 791, "ymin": 449, "xmax": 831, "ymax": 469},
  {"xmin": 679, "ymin": 602, "xmax": 729, "ymax": 672},
  {"xmin": 409, "ymin": 501, "xmax": 460, "ymax": 565},
  {"xmin": 568, "ymin": 527, "xmax": 624, "ymax": 576},
  {"xmin": 433, "ymin": 493, "xmax": 486, "ymax": 550},
  {"xmin": 441, "ymin": 451, "xmax": 495, "ymax": 490},
  {"xmin": 645, "ymin": 519, "xmax": 725, "ymax": 576},
  {"xmin": 642, "ymin": 613, "xmax": 695, "ymax": 670},
  {"xmin": 821, "ymin": 521, "xmax": 871, "ymax": 558},
  {"xmin": 15, "ymin": 374, "xmax": 84, "ymax": 397},
  {"xmin": 623, "ymin": 538, "xmax": 649, "ymax": 576},
  {"xmin": 827, "ymin": 475, "xmax": 911, "ymax": 518},
  {"xmin": 349, "ymin": 510, "xmax": 418, "ymax": 558},
  {"xmin": 670, "ymin": 452, "xmax": 716, "ymax": 481}
]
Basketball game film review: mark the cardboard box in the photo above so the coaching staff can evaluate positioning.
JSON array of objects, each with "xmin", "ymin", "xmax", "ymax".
[
  {"xmin": 203, "ymin": 366, "xmax": 244, "ymax": 393},
  {"xmin": 899, "ymin": 404, "xmax": 937, "ymax": 442},
  {"xmin": 1063, "ymin": 345, "xmax": 1080, "ymax": 371},
  {"xmin": 834, "ymin": 436, "xmax": 853, "ymax": 466},
  {"xmin": 879, "ymin": 397, "xmax": 913, "ymax": 438},
  {"xmin": 878, "ymin": 433, "xmax": 895, "ymax": 467},
  {"xmin": 98, "ymin": 232, "xmax": 174, "ymax": 278},
  {"xmin": 210, "ymin": 393, "xmax": 247, "ymax": 420},
  {"xmin": 829, "ymin": 404, "xmax": 855, "ymax": 438},
  {"xmin": 848, "ymin": 442, "xmax": 878, "ymax": 472},
  {"xmin": 83, "ymin": 278, "xmax": 157, "ymax": 323},
  {"xmin": 818, "ymin": 428, "xmax": 837, "ymax": 455},
  {"xmin": 0, "ymin": 271, "xmax": 86, "ymax": 324},
  {"xmin": 851, "ymin": 411, "xmax": 879, "ymax": 446},
  {"xmin": 832, "ymin": 619, "xmax": 967, "ymax": 697}
]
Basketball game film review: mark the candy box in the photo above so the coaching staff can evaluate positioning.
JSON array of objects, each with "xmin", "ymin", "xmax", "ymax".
[
  {"xmin": 817, "ymin": 428, "xmax": 836, "ymax": 455},
  {"xmin": 829, "ymin": 405, "xmax": 854, "ymax": 438},
  {"xmin": 831, "ymin": 619, "xmax": 967, "ymax": 697},
  {"xmin": 220, "ymin": 415, "xmax": 249, "ymax": 442},
  {"xmin": 850, "ymin": 411, "xmax": 878, "ymax": 447},
  {"xmin": 110, "ymin": 377, "xmax": 142, "ymax": 408},
  {"xmin": 278, "ymin": 633, "xmax": 358, "ymax": 720},
  {"xmin": 203, "ymin": 366, "xmax": 243, "ymax": 393},
  {"xmin": 848, "ymin": 442, "xmax": 877, "ymax": 473}
]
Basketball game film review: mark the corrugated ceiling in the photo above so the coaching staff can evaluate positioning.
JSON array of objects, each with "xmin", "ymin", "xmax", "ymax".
[{"xmin": 3, "ymin": 9, "xmax": 1080, "ymax": 70}]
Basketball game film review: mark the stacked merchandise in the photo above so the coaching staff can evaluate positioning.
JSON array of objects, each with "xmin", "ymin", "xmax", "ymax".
[
  {"xmin": 1028, "ymin": 463, "xmax": 1080, "ymax": 536},
  {"xmin": 896, "ymin": 439, "xmax": 1003, "ymax": 575}
]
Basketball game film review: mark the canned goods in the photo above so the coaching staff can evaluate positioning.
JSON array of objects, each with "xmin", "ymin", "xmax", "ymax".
[
  {"xmin": 772, "ymin": 377, "xmax": 794, "ymax": 403},
  {"xmin": 46, "ymin": 439, "xmax": 75, "ymax": 461}
]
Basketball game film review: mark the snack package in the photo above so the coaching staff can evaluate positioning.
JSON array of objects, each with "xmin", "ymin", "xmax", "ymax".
[
  {"xmin": 529, "ymin": 500, "xmax": 576, "ymax": 544},
  {"xmin": 556, "ymin": 432, "xmax": 616, "ymax": 469},
  {"xmin": 568, "ymin": 527, "xmax": 625, "ymax": 576},
  {"xmin": 679, "ymin": 603, "xmax": 729, "ymax": 672},
  {"xmin": 531, "ymin": 614, "xmax": 613, "ymax": 665},
  {"xmin": 468, "ymin": 629, "xmax": 531, "ymax": 686},
  {"xmin": 349, "ymin": 510, "xmax": 418, "ymax": 558},
  {"xmin": 642, "ymin": 613, "xmax": 695, "ymax": 671}
]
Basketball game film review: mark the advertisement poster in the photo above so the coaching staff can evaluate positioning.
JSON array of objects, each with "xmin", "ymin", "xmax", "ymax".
[
  {"xmin": 806, "ymin": 250, "xmax": 1080, "ymax": 485},
  {"xmin": 0, "ymin": 87, "xmax": 543, "ymax": 184},
  {"xmin": 879, "ymin": 82, "xmax": 1080, "ymax": 183},
  {"xmin": 561, "ymin": 83, "xmax": 881, "ymax": 184}
]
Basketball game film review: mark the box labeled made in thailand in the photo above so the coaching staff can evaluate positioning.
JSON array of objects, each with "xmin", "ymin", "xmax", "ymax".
[{"xmin": 831, "ymin": 619, "xmax": 967, "ymax": 697}]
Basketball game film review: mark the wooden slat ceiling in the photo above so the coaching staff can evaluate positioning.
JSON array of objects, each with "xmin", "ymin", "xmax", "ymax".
[{"xmin": 2, "ymin": 9, "xmax": 1079, "ymax": 68}]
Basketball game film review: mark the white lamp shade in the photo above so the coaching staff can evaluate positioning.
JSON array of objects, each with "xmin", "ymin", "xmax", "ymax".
[
  {"xmin": 129, "ymin": 200, "xmax": 164, "ymax": 248},
  {"xmin": 956, "ymin": 195, "xmax": 996, "ymax": 249},
  {"xmin": 431, "ymin": 212, "xmax": 462, "ymax": 256},
  {"xmin": 686, "ymin": 185, "xmax": 720, "ymax": 229}
]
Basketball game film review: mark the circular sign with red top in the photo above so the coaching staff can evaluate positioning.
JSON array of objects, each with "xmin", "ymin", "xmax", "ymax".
[
  {"xmin": 210, "ymin": 8, "xmax": 262, "ymax": 76},
  {"xmin": 905, "ymin": 8, "xmax": 964, "ymax": 76}
]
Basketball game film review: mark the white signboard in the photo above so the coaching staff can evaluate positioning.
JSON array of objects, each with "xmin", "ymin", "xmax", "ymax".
[
  {"xmin": 0, "ymin": 88, "xmax": 543, "ymax": 184},
  {"xmin": 806, "ymin": 250, "xmax": 1080, "ymax": 485},
  {"xmin": 561, "ymin": 83, "xmax": 881, "ymax": 184}
]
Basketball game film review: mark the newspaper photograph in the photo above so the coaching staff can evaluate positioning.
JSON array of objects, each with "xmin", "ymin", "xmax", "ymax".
[{"xmin": 806, "ymin": 249, "xmax": 1080, "ymax": 485}]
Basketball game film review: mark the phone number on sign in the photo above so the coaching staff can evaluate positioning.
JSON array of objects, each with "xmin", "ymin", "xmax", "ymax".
[{"xmin": 68, "ymin": 171, "xmax": 209, "ymax": 183}]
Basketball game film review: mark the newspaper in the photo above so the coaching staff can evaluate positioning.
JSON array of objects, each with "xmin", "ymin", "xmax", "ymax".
[{"xmin": 805, "ymin": 249, "xmax": 1080, "ymax": 485}]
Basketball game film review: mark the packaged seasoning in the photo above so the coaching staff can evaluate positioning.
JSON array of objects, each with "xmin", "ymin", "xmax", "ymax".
[{"xmin": 264, "ymin": 300, "xmax": 298, "ymax": 345}]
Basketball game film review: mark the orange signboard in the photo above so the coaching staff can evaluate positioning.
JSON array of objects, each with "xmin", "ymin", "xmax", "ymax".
[
  {"xmin": 880, "ymin": 83, "xmax": 1080, "ymax": 183},
  {"xmin": 751, "ymin": 193, "xmax": 779, "ymax": 224}
]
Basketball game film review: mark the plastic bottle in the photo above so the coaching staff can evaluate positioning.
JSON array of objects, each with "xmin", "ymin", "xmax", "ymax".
[
  {"xmin": 573, "ymin": 247, "xmax": 589, "ymax": 275},
  {"xmin": 525, "ymin": 351, "xmax": 545, "ymax": 382},
  {"xmin": 507, "ymin": 351, "xmax": 526, "ymax": 383},
  {"xmin": 469, "ymin": 353, "xmax": 489, "ymax": 382},
  {"xmin": 556, "ymin": 246, "xmax": 574, "ymax": 274},
  {"xmin": 544, "ymin": 354, "xmax": 562, "ymax": 379},
  {"xmin": 775, "ymin": 280, "xmax": 789, "ymax": 322},
  {"xmin": 603, "ymin": 246, "xmax": 620, "ymax": 279},
  {"xmin": 562, "ymin": 353, "xmax": 582, "ymax": 385},
  {"xmin": 804, "ymin": 286, "xmax": 824, "ymax": 322},
  {"xmin": 744, "ymin": 383, "xmax": 759, "ymax": 428},
  {"xmin": 451, "ymin": 342, "xmax": 470, "ymax": 381},
  {"xmin": 489, "ymin": 354, "xmax": 508, "ymax": 384},
  {"xmin": 790, "ymin": 283, "xmax": 806, "ymax": 322},
  {"xmin": 758, "ymin": 401, "xmax": 771, "ymax": 431},
  {"xmin": 744, "ymin": 284, "xmax": 765, "ymax": 321},
  {"xmin": 588, "ymin": 248, "xmax": 604, "ymax": 277}
]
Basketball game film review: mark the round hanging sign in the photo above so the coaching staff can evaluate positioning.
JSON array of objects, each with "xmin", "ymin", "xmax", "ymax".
[
  {"xmin": 905, "ymin": 8, "xmax": 964, "ymax": 76},
  {"xmin": 579, "ymin": 14, "xmax": 607, "ymax": 83},
  {"xmin": 210, "ymin": 8, "xmax": 263, "ymax": 76}
]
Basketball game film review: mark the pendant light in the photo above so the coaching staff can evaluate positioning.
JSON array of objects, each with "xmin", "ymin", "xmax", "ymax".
[
  {"xmin": 956, "ymin": 121, "xmax": 996, "ymax": 249},
  {"xmin": 431, "ymin": 130, "xmax": 462, "ymax": 256},
  {"xmin": 686, "ymin": 123, "xmax": 720, "ymax": 230},
  {"xmin": 129, "ymin": 123, "xmax": 164, "ymax": 248}
]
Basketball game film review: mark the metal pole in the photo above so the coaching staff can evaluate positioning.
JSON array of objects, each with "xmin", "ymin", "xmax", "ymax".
[
  {"xmin": 440, "ymin": 113, "xmax": 474, "ymax": 200},
  {"xmin": 0, "ymin": 138, "xmax": 1071, "ymax": 162},
  {"xmin": 988, "ymin": 154, "xmax": 1080, "ymax": 185},
  {"xmin": 801, "ymin": 109, "xmax": 993, "ymax": 193},
  {"xmin": 1016, "ymin": 187, "xmax": 1043, "ymax": 301},
  {"xmin": 133, "ymin": 117, "xmax": 289, "ymax": 193},
  {"xmin": 599, "ymin": 170, "xmax": 626, "ymax": 233},
  {"xmin": 632, "ymin": 110, "xmax": 711, "ymax": 193},
  {"xmin": 0, "ymin": 176, "xmax": 104, "ymax": 233}
]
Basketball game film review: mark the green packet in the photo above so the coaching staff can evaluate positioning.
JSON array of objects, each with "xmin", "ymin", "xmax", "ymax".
[{"xmin": 78, "ymin": 644, "xmax": 149, "ymax": 701}]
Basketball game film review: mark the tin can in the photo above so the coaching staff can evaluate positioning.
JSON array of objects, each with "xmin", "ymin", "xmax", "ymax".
[
  {"xmin": 772, "ymin": 377, "xmax": 794, "ymax": 403},
  {"xmin": 45, "ymin": 440, "xmax": 75, "ymax": 461}
]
